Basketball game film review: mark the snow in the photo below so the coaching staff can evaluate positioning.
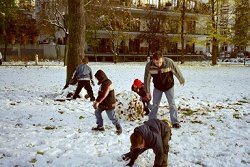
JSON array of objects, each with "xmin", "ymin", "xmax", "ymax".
[{"xmin": 0, "ymin": 61, "xmax": 250, "ymax": 167}]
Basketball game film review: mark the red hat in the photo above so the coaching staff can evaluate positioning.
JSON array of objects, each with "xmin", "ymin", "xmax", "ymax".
[{"xmin": 133, "ymin": 79, "xmax": 142, "ymax": 87}]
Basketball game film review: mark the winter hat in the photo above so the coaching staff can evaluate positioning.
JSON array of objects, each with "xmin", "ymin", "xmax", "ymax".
[
  {"xmin": 133, "ymin": 79, "xmax": 142, "ymax": 87},
  {"xmin": 95, "ymin": 69, "xmax": 108, "ymax": 85}
]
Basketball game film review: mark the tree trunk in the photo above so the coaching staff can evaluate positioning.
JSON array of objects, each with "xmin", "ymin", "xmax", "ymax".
[
  {"xmin": 211, "ymin": 0, "xmax": 218, "ymax": 65},
  {"xmin": 180, "ymin": 0, "xmax": 185, "ymax": 64},
  {"xmin": 3, "ymin": 30, "xmax": 8, "ymax": 61},
  {"xmin": 64, "ymin": 0, "xmax": 85, "ymax": 88},
  {"xmin": 211, "ymin": 37, "xmax": 218, "ymax": 65}
]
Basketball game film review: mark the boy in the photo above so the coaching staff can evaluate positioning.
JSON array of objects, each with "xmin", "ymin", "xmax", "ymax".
[
  {"xmin": 131, "ymin": 79, "xmax": 150, "ymax": 115},
  {"xmin": 122, "ymin": 118, "xmax": 171, "ymax": 167},
  {"xmin": 72, "ymin": 57, "xmax": 95, "ymax": 101},
  {"xmin": 92, "ymin": 69, "xmax": 122, "ymax": 135}
]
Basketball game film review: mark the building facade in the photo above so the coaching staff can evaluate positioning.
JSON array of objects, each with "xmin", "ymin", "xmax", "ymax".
[
  {"xmin": 85, "ymin": 0, "xmax": 212, "ymax": 57},
  {"xmin": 3, "ymin": 0, "xmax": 248, "ymax": 59}
]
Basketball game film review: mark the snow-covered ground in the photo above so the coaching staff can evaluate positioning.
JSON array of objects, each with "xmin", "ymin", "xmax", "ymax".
[{"xmin": 0, "ymin": 61, "xmax": 249, "ymax": 167}]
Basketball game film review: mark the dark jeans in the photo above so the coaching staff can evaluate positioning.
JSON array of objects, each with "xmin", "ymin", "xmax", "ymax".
[
  {"xmin": 162, "ymin": 125, "xmax": 172, "ymax": 166},
  {"xmin": 73, "ymin": 80, "xmax": 95, "ymax": 100}
]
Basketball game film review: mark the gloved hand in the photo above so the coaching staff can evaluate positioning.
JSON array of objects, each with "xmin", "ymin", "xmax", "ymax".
[
  {"xmin": 126, "ymin": 161, "xmax": 134, "ymax": 167},
  {"xmin": 142, "ymin": 96, "xmax": 150, "ymax": 102},
  {"xmin": 122, "ymin": 152, "xmax": 131, "ymax": 161},
  {"xmin": 91, "ymin": 80, "xmax": 95, "ymax": 86},
  {"xmin": 146, "ymin": 92, "xmax": 151, "ymax": 101},
  {"xmin": 93, "ymin": 102, "xmax": 99, "ymax": 109}
]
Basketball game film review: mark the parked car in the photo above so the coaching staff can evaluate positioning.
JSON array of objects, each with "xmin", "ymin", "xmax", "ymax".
[
  {"xmin": 203, "ymin": 52, "xmax": 212, "ymax": 60},
  {"xmin": 236, "ymin": 52, "xmax": 244, "ymax": 58},
  {"xmin": 219, "ymin": 51, "xmax": 231, "ymax": 60}
]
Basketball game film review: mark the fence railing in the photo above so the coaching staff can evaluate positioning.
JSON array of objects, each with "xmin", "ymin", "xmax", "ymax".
[{"xmin": 0, "ymin": 44, "xmax": 205, "ymax": 62}]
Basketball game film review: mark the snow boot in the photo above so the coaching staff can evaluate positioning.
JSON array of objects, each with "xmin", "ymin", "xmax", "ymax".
[
  {"xmin": 92, "ymin": 125, "xmax": 105, "ymax": 131},
  {"xmin": 172, "ymin": 123, "xmax": 181, "ymax": 129},
  {"xmin": 116, "ymin": 124, "xmax": 122, "ymax": 135}
]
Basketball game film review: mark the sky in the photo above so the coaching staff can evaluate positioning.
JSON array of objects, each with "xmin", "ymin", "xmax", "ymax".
[{"xmin": 0, "ymin": 60, "xmax": 250, "ymax": 167}]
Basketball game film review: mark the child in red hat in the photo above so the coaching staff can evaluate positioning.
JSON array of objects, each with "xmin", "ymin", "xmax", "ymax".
[{"xmin": 131, "ymin": 79, "xmax": 150, "ymax": 115}]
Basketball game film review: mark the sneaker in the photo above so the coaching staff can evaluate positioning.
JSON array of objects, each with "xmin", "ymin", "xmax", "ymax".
[
  {"xmin": 116, "ymin": 124, "xmax": 122, "ymax": 135},
  {"xmin": 72, "ymin": 94, "xmax": 81, "ymax": 99},
  {"xmin": 66, "ymin": 92, "xmax": 74, "ymax": 98},
  {"xmin": 172, "ymin": 123, "xmax": 181, "ymax": 129},
  {"xmin": 92, "ymin": 126, "xmax": 105, "ymax": 131}
]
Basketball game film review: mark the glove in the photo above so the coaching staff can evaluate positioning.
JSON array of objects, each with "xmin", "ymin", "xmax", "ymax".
[
  {"xmin": 146, "ymin": 92, "xmax": 151, "ymax": 101},
  {"xmin": 142, "ymin": 96, "xmax": 150, "ymax": 102},
  {"xmin": 91, "ymin": 80, "xmax": 95, "ymax": 86},
  {"xmin": 122, "ymin": 152, "xmax": 131, "ymax": 161},
  {"xmin": 126, "ymin": 161, "xmax": 134, "ymax": 167},
  {"xmin": 93, "ymin": 102, "xmax": 99, "ymax": 109}
]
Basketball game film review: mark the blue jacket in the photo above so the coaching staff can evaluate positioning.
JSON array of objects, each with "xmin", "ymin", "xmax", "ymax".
[
  {"xmin": 73, "ymin": 64, "xmax": 93, "ymax": 81},
  {"xmin": 130, "ymin": 119, "xmax": 170, "ymax": 166}
]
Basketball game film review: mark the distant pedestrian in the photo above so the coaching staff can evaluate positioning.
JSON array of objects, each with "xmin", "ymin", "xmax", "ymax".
[
  {"xmin": 122, "ymin": 118, "xmax": 171, "ymax": 167},
  {"xmin": 92, "ymin": 69, "xmax": 122, "ymax": 135},
  {"xmin": 0, "ymin": 51, "xmax": 2, "ymax": 65},
  {"xmin": 131, "ymin": 79, "xmax": 150, "ymax": 115},
  {"xmin": 144, "ymin": 51, "xmax": 185, "ymax": 128},
  {"xmin": 72, "ymin": 57, "xmax": 95, "ymax": 101}
]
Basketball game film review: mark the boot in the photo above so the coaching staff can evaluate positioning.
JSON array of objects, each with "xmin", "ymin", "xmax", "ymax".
[
  {"xmin": 116, "ymin": 124, "xmax": 122, "ymax": 135},
  {"xmin": 92, "ymin": 125, "xmax": 105, "ymax": 131},
  {"xmin": 172, "ymin": 123, "xmax": 181, "ymax": 129}
]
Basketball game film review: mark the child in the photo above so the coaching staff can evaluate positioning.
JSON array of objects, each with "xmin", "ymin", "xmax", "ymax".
[
  {"xmin": 92, "ymin": 69, "xmax": 122, "ymax": 135},
  {"xmin": 122, "ymin": 118, "xmax": 171, "ymax": 167},
  {"xmin": 71, "ymin": 57, "xmax": 95, "ymax": 101},
  {"xmin": 131, "ymin": 79, "xmax": 150, "ymax": 115}
]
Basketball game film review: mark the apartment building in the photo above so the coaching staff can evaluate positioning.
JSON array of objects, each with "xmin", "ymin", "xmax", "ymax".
[
  {"xmin": 85, "ymin": 0, "xmax": 211, "ymax": 56},
  {"xmin": 4, "ymin": 0, "xmax": 248, "ymax": 59}
]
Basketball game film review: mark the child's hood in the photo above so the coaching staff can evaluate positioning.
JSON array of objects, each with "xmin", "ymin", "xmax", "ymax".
[{"xmin": 94, "ymin": 70, "xmax": 108, "ymax": 85}]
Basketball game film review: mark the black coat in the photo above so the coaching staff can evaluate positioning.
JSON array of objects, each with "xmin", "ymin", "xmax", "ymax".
[{"xmin": 94, "ymin": 70, "xmax": 116, "ymax": 110}]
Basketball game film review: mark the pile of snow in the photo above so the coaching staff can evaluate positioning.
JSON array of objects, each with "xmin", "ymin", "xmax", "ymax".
[
  {"xmin": 115, "ymin": 91, "xmax": 145, "ymax": 121},
  {"xmin": 0, "ymin": 62, "xmax": 249, "ymax": 167}
]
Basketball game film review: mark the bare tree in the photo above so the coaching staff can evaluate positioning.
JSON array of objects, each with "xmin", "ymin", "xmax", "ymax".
[
  {"xmin": 180, "ymin": 0, "xmax": 186, "ymax": 64},
  {"xmin": 0, "ymin": 0, "xmax": 17, "ymax": 61},
  {"xmin": 210, "ymin": 0, "xmax": 219, "ymax": 65},
  {"xmin": 86, "ymin": 1, "xmax": 132, "ymax": 63},
  {"xmin": 137, "ymin": 9, "xmax": 168, "ymax": 56},
  {"xmin": 63, "ymin": 0, "xmax": 85, "ymax": 88},
  {"xmin": 37, "ymin": 0, "xmax": 68, "ymax": 61}
]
